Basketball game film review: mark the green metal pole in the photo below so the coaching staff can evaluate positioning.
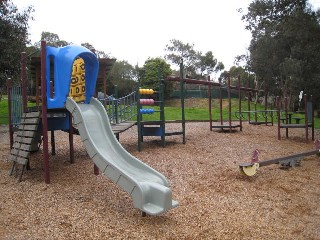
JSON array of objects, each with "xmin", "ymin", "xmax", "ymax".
[
  {"xmin": 228, "ymin": 74, "xmax": 232, "ymax": 132},
  {"xmin": 158, "ymin": 67, "xmax": 165, "ymax": 147},
  {"xmin": 238, "ymin": 75, "xmax": 242, "ymax": 131},
  {"xmin": 180, "ymin": 60, "xmax": 186, "ymax": 144},
  {"xmin": 136, "ymin": 80, "xmax": 142, "ymax": 151},
  {"xmin": 208, "ymin": 76, "xmax": 212, "ymax": 131},
  {"xmin": 114, "ymin": 85, "xmax": 118, "ymax": 124}
]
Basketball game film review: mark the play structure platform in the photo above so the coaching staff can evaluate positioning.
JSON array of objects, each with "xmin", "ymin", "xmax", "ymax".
[{"xmin": 7, "ymin": 41, "xmax": 178, "ymax": 216}]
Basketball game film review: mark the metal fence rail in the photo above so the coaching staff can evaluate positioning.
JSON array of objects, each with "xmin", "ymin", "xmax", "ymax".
[
  {"xmin": 9, "ymin": 85, "xmax": 22, "ymax": 128},
  {"xmin": 100, "ymin": 91, "xmax": 137, "ymax": 124},
  {"xmin": 3, "ymin": 84, "xmax": 137, "ymax": 127}
]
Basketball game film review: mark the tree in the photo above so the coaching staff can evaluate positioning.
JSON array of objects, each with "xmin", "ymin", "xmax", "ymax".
[
  {"xmin": 39, "ymin": 31, "xmax": 69, "ymax": 47},
  {"xmin": 0, "ymin": 0, "xmax": 34, "ymax": 87},
  {"xmin": 165, "ymin": 39, "xmax": 224, "ymax": 79},
  {"xmin": 197, "ymin": 51, "xmax": 224, "ymax": 77},
  {"xmin": 138, "ymin": 58, "xmax": 173, "ymax": 99},
  {"xmin": 81, "ymin": 42, "xmax": 94, "ymax": 51},
  {"xmin": 34, "ymin": 33, "xmax": 109, "ymax": 59},
  {"xmin": 81, "ymin": 42, "xmax": 108, "ymax": 58},
  {"xmin": 107, "ymin": 60, "xmax": 137, "ymax": 96},
  {"xmin": 219, "ymin": 66, "xmax": 255, "ymax": 87},
  {"xmin": 164, "ymin": 39, "xmax": 197, "ymax": 76},
  {"xmin": 241, "ymin": 0, "xmax": 320, "ymax": 108}
]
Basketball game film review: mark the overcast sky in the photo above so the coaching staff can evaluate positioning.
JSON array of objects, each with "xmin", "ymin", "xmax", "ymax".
[{"xmin": 14, "ymin": 0, "xmax": 320, "ymax": 73}]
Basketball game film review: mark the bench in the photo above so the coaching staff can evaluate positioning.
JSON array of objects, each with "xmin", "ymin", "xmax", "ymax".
[
  {"xmin": 279, "ymin": 117, "xmax": 287, "ymax": 123},
  {"xmin": 291, "ymin": 116, "xmax": 304, "ymax": 124},
  {"xmin": 277, "ymin": 95, "xmax": 314, "ymax": 143},
  {"xmin": 280, "ymin": 115, "xmax": 303, "ymax": 124}
]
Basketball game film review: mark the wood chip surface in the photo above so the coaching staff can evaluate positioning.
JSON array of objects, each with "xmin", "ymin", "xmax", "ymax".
[{"xmin": 0, "ymin": 122, "xmax": 319, "ymax": 239}]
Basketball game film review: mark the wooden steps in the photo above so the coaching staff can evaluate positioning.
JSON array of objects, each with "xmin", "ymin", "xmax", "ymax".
[{"xmin": 9, "ymin": 111, "xmax": 41, "ymax": 182}]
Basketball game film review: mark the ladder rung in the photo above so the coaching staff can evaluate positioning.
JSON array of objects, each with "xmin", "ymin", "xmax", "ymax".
[
  {"xmin": 9, "ymin": 155, "xmax": 28, "ymax": 165},
  {"xmin": 12, "ymin": 142, "xmax": 32, "ymax": 151},
  {"xmin": 16, "ymin": 130, "xmax": 38, "ymax": 138},
  {"xmin": 13, "ymin": 136, "xmax": 34, "ymax": 145},
  {"xmin": 18, "ymin": 124, "xmax": 39, "ymax": 131},
  {"xmin": 10, "ymin": 148, "xmax": 30, "ymax": 158},
  {"xmin": 21, "ymin": 112, "xmax": 41, "ymax": 119},
  {"xmin": 20, "ymin": 117, "xmax": 40, "ymax": 125}
]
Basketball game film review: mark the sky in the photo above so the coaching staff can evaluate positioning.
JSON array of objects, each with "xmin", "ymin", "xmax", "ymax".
[{"xmin": 14, "ymin": 0, "xmax": 320, "ymax": 73}]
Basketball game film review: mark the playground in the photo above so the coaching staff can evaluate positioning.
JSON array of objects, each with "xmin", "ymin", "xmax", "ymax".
[
  {"xmin": 0, "ymin": 121, "xmax": 319, "ymax": 239},
  {"xmin": 0, "ymin": 43, "xmax": 319, "ymax": 239}
]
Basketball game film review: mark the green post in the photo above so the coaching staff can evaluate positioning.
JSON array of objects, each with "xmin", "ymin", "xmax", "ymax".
[
  {"xmin": 114, "ymin": 85, "xmax": 119, "ymax": 124},
  {"xmin": 208, "ymin": 76, "xmax": 213, "ymax": 131},
  {"xmin": 180, "ymin": 60, "xmax": 186, "ymax": 144},
  {"xmin": 158, "ymin": 68, "xmax": 165, "ymax": 147},
  {"xmin": 136, "ymin": 80, "xmax": 142, "ymax": 151},
  {"xmin": 238, "ymin": 75, "xmax": 242, "ymax": 131}
]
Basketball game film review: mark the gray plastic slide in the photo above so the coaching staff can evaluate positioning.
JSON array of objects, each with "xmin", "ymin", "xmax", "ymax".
[{"xmin": 66, "ymin": 97, "xmax": 178, "ymax": 215}]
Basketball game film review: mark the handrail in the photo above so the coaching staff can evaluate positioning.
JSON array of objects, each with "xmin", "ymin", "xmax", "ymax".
[{"xmin": 100, "ymin": 91, "xmax": 137, "ymax": 124}]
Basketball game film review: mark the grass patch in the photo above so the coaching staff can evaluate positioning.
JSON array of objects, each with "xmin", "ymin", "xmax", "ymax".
[
  {"xmin": 1, "ymin": 98, "xmax": 319, "ymax": 129},
  {"xmin": 0, "ymin": 99, "xmax": 37, "ymax": 125},
  {"xmin": 0, "ymin": 100, "xmax": 9, "ymax": 124}
]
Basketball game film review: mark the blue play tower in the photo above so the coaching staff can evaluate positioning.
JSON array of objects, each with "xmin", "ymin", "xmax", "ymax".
[
  {"xmin": 41, "ymin": 44, "xmax": 99, "ymax": 132},
  {"xmin": 46, "ymin": 45, "xmax": 99, "ymax": 109}
]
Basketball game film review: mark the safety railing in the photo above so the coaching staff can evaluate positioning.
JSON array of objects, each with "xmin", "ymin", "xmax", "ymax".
[
  {"xmin": 8, "ymin": 83, "xmax": 22, "ymax": 129},
  {"xmin": 100, "ymin": 91, "xmax": 137, "ymax": 124}
]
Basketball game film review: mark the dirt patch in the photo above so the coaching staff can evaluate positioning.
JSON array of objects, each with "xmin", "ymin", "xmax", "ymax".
[{"xmin": 0, "ymin": 123, "xmax": 319, "ymax": 239}]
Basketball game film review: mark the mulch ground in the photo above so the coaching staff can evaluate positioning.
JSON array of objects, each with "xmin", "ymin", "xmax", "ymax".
[{"xmin": 0, "ymin": 122, "xmax": 319, "ymax": 239}]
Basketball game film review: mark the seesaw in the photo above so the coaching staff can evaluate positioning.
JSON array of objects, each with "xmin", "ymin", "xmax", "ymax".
[{"xmin": 239, "ymin": 139, "xmax": 320, "ymax": 176}]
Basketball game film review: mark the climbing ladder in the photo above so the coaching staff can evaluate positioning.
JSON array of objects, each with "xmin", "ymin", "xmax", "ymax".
[{"xmin": 9, "ymin": 111, "xmax": 41, "ymax": 182}]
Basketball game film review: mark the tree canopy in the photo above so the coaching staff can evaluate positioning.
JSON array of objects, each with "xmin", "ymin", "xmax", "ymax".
[
  {"xmin": 39, "ymin": 31, "xmax": 69, "ymax": 47},
  {"xmin": 219, "ymin": 66, "xmax": 256, "ymax": 88},
  {"xmin": 4, "ymin": 0, "xmax": 320, "ymax": 106},
  {"xmin": 138, "ymin": 58, "xmax": 173, "ymax": 99},
  {"xmin": 165, "ymin": 39, "xmax": 224, "ymax": 79},
  {"xmin": 0, "ymin": 0, "xmax": 34, "ymax": 87},
  {"xmin": 241, "ymin": 0, "xmax": 320, "ymax": 107},
  {"xmin": 107, "ymin": 60, "xmax": 137, "ymax": 96}
]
